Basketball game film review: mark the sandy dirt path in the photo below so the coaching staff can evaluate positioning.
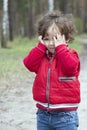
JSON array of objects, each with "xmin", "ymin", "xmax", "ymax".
[{"xmin": 0, "ymin": 74, "xmax": 37, "ymax": 130}]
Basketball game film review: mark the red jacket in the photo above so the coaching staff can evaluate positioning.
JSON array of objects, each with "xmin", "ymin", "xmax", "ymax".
[{"xmin": 23, "ymin": 42, "xmax": 80, "ymax": 111}]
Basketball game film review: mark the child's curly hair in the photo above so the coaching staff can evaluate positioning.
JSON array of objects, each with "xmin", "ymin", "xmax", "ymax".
[{"xmin": 38, "ymin": 11, "xmax": 77, "ymax": 43}]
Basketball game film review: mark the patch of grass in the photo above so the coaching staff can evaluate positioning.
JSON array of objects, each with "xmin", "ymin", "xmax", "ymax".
[
  {"xmin": 69, "ymin": 35, "xmax": 83, "ymax": 54},
  {"xmin": 0, "ymin": 37, "xmax": 38, "ymax": 56},
  {"xmin": 0, "ymin": 37, "xmax": 37, "ymax": 82}
]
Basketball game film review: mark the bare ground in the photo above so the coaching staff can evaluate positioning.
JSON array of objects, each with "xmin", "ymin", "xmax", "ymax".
[{"xmin": 0, "ymin": 69, "xmax": 37, "ymax": 130}]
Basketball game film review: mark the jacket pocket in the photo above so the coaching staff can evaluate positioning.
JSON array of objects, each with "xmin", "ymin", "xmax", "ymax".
[{"xmin": 59, "ymin": 76, "xmax": 76, "ymax": 82}]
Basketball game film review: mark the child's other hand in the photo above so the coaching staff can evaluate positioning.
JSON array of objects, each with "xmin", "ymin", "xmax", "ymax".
[
  {"xmin": 38, "ymin": 35, "xmax": 44, "ymax": 44},
  {"xmin": 54, "ymin": 34, "xmax": 66, "ymax": 47}
]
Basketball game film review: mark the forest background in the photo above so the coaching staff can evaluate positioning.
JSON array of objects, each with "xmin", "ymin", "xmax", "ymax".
[{"xmin": 0, "ymin": 0, "xmax": 87, "ymax": 48}]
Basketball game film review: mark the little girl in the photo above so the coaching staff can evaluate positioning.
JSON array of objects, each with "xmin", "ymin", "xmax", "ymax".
[{"xmin": 23, "ymin": 11, "xmax": 80, "ymax": 130}]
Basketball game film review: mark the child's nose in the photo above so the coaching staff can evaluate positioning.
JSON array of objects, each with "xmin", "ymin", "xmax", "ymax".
[{"xmin": 49, "ymin": 40, "xmax": 54, "ymax": 45}]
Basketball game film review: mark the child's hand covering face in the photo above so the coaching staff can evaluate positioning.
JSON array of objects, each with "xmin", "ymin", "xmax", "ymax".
[
  {"xmin": 38, "ymin": 34, "xmax": 66, "ymax": 47},
  {"xmin": 53, "ymin": 34, "xmax": 66, "ymax": 47},
  {"xmin": 38, "ymin": 34, "xmax": 66, "ymax": 54}
]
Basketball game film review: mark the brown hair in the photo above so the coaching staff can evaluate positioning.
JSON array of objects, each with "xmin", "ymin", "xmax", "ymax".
[{"xmin": 38, "ymin": 11, "xmax": 77, "ymax": 43}]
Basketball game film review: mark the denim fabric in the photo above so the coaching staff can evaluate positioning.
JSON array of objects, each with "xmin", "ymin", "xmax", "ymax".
[{"xmin": 36, "ymin": 109, "xmax": 79, "ymax": 130}]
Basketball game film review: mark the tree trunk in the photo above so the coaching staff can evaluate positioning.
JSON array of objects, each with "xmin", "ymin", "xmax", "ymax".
[
  {"xmin": 83, "ymin": 0, "xmax": 87, "ymax": 32},
  {"xmin": 1, "ymin": 28, "xmax": 7, "ymax": 48},
  {"xmin": 61, "ymin": 0, "xmax": 73, "ymax": 13},
  {"xmin": 48, "ymin": 0, "xmax": 54, "ymax": 12},
  {"xmin": 28, "ymin": 0, "xmax": 34, "ymax": 38},
  {"xmin": 1, "ymin": 0, "xmax": 8, "ymax": 48},
  {"xmin": 8, "ymin": 0, "xmax": 14, "ymax": 41},
  {"xmin": 76, "ymin": 0, "xmax": 87, "ymax": 32}
]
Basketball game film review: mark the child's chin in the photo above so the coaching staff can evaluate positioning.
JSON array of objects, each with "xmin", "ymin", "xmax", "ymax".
[{"xmin": 49, "ymin": 49, "xmax": 55, "ymax": 54}]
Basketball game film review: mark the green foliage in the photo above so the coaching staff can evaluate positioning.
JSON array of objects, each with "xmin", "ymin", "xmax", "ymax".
[
  {"xmin": 0, "ymin": 37, "xmax": 38, "ymax": 56},
  {"xmin": 74, "ymin": 17, "xmax": 84, "ymax": 34},
  {"xmin": 69, "ymin": 35, "xmax": 83, "ymax": 54}
]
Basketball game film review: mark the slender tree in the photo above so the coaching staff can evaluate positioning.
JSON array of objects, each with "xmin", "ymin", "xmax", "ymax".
[
  {"xmin": 60, "ymin": 0, "xmax": 73, "ymax": 13},
  {"xmin": 28, "ymin": 0, "xmax": 34, "ymax": 38},
  {"xmin": 1, "ymin": 0, "xmax": 8, "ymax": 48},
  {"xmin": 83, "ymin": 0, "xmax": 87, "ymax": 32},
  {"xmin": 48, "ymin": 0, "xmax": 54, "ymax": 12},
  {"xmin": 8, "ymin": 0, "xmax": 16, "ymax": 41},
  {"xmin": 0, "ymin": 0, "xmax": 3, "ymax": 41}
]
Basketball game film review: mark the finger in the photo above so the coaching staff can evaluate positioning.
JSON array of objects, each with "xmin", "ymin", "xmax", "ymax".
[
  {"xmin": 57, "ymin": 34, "xmax": 62, "ymax": 40},
  {"xmin": 62, "ymin": 35, "xmax": 65, "ymax": 40},
  {"xmin": 53, "ymin": 36, "xmax": 57, "ymax": 42},
  {"xmin": 38, "ymin": 35, "xmax": 44, "ymax": 43},
  {"xmin": 62, "ymin": 35, "xmax": 66, "ymax": 42},
  {"xmin": 38, "ymin": 35, "xmax": 42, "ymax": 41}
]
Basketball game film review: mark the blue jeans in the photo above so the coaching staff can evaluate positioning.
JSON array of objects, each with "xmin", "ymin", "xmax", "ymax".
[{"xmin": 36, "ymin": 109, "xmax": 79, "ymax": 130}]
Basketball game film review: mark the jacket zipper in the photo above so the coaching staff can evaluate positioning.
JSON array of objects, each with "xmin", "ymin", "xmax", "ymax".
[
  {"xmin": 46, "ymin": 54, "xmax": 54, "ymax": 109},
  {"xmin": 46, "ymin": 67, "xmax": 50, "ymax": 108}
]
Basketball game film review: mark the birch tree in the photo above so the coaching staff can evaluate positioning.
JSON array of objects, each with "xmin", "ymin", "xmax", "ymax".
[
  {"xmin": 1, "ymin": 0, "xmax": 8, "ymax": 48},
  {"xmin": 48, "ymin": 0, "xmax": 54, "ymax": 12}
]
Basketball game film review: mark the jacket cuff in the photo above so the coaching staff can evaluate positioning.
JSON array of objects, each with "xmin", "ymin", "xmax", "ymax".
[{"xmin": 37, "ymin": 42, "xmax": 46, "ymax": 53}]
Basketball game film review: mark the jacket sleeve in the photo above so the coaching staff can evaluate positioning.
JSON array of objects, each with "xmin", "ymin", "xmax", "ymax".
[
  {"xmin": 55, "ymin": 44, "xmax": 80, "ymax": 76},
  {"xmin": 23, "ymin": 42, "xmax": 46, "ymax": 73}
]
